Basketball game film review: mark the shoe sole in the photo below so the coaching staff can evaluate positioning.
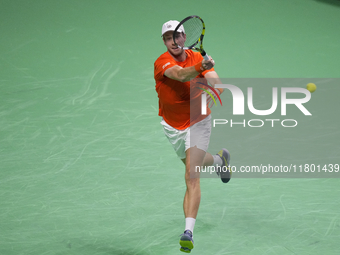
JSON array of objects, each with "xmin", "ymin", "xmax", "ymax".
[
  {"xmin": 179, "ymin": 238, "xmax": 194, "ymax": 250},
  {"xmin": 180, "ymin": 247, "xmax": 191, "ymax": 253}
]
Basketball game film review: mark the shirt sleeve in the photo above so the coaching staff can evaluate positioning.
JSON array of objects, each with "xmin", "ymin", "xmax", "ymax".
[{"xmin": 154, "ymin": 54, "xmax": 177, "ymax": 81}]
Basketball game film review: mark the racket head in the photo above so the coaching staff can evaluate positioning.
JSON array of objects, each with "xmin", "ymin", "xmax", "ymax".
[{"xmin": 173, "ymin": 15, "xmax": 206, "ymax": 51}]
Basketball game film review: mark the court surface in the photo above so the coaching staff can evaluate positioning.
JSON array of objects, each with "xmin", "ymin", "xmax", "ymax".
[{"xmin": 1, "ymin": 0, "xmax": 340, "ymax": 254}]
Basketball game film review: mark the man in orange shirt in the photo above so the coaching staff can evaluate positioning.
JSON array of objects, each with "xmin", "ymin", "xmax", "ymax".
[{"xmin": 154, "ymin": 20, "xmax": 231, "ymax": 253}]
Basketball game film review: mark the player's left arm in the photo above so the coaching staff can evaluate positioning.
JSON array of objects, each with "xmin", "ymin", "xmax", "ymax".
[
  {"xmin": 204, "ymin": 71, "xmax": 224, "ymax": 107},
  {"xmin": 204, "ymin": 71, "xmax": 224, "ymax": 94}
]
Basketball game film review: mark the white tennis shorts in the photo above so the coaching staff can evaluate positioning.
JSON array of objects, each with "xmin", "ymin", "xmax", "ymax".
[{"xmin": 161, "ymin": 115, "xmax": 212, "ymax": 159}]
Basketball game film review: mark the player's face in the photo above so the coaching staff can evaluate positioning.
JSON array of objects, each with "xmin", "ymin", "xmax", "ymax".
[{"xmin": 163, "ymin": 31, "xmax": 186, "ymax": 56}]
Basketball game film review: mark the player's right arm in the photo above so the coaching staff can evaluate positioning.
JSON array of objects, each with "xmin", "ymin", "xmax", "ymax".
[
  {"xmin": 164, "ymin": 65, "xmax": 199, "ymax": 82},
  {"xmin": 164, "ymin": 58, "xmax": 215, "ymax": 82}
]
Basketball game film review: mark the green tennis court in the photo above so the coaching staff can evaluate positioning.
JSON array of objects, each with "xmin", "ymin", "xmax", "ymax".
[{"xmin": 1, "ymin": 0, "xmax": 339, "ymax": 254}]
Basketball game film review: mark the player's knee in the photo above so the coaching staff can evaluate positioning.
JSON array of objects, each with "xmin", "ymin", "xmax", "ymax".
[
  {"xmin": 185, "ymin": 173, "xmax": 200, "ymax": 188},
  {"xmin": 185, "ymin": 163, "xmax": 200, "ymax": 179}
]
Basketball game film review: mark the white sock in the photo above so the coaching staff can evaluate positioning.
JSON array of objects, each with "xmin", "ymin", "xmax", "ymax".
[
  {"xmin": 185, "ymin": 217, "xmax": 196, "ymax": 234},
  {"xmin": 212, "ymin": 155, "xmax": 222, "ymax": 166}
]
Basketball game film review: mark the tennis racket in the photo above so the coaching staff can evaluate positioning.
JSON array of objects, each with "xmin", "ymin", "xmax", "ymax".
[{"xmin": 173, "ymin": 15, "xmax": 209, "ymax": 60}]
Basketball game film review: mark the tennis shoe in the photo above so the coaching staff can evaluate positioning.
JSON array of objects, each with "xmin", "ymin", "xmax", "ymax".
[
  {"xmin": 216, "ymin": 148, "xmax": 232, "ymax": 183},
  {"xmin": 179, "ymin": 230, "xmax": 194, "ymax": 253}
]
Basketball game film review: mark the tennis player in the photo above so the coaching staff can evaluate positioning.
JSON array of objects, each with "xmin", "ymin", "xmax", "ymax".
[{"xmin": 154, "ymin": 20, "xmax": 231, "ymax": 253}]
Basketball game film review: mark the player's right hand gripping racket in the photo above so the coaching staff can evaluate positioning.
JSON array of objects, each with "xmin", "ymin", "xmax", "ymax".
[{"xmin": 173, "ymin": 15, "xmax": 210, "ymax": 60}]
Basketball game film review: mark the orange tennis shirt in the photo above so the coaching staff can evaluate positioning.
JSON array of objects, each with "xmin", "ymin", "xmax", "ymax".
[{"xmin": 154, "ymin": 50, "xmax": 214, "ymax": 130}]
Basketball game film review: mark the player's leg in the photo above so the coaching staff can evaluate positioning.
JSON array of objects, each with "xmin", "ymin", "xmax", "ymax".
[
  {"xmin": 202, "ymin": 151, "xmax": 228, "ymax": 168},
  {"xmin": 202, "ymin": 152, "xmax": 213, "ymax": 166},
  {"xmin": 181, "ymin": 115, "xmax": 211, "ymax": 232},
  {"xmin": 160, "ymin": 119, "xmax": 198, "ymax": 252},
  {"xmin": 183, "ymin": 146, "xmax": 205, "ymax": 218},
  {"xmin": 181, "ymin": 141, "xmax": 231, "ymax": 185},
  {"xmin": 189, "ymin": 149, "xmax": 231, "ymax": 179},
  {"xmin": 179, "ymin": 146, "xmax": 205, "ymax": 252}
]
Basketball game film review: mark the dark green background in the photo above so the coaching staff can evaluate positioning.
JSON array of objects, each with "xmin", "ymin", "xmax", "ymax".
[{"xmin": 1, "ymin": 0, "xmax": 339, "ymax": 254}]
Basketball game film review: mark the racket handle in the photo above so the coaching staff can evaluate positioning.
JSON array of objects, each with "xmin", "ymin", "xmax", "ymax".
[{"xmin": 201, "ymin": 50, "xmax": 209, "ymax": 60}]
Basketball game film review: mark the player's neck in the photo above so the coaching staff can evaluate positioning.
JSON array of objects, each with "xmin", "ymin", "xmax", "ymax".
[{"xmin": 169, "ymin": 50, "xmax": 187, "ymax": 62}]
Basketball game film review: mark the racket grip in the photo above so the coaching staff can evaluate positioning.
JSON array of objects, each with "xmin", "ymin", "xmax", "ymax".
[{"xmin": 201, "ymin": 50, "xmax": 209, "ymax": 60}]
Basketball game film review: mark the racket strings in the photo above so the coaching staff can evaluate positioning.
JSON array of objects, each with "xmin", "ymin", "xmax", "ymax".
[{"xmin": 182, "ymin": 18, "xmax": 203, "ymax": 47}]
